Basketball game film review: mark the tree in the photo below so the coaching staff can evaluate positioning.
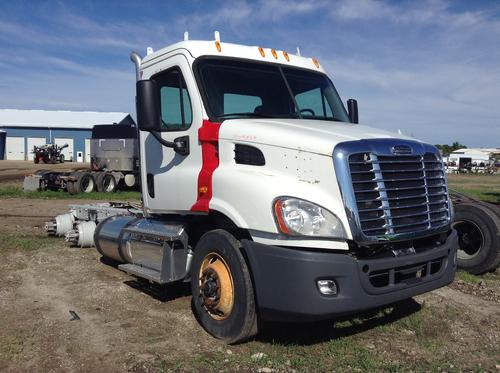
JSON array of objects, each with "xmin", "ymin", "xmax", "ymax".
[{"xmin": 434, "ymin": 142, "xmax": 467, "ymax": 156}]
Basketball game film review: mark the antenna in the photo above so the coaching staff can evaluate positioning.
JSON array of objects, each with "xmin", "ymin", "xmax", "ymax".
[
  {"xmin": 214, "ymin": 30, "xmax": 220, "ymax": 42},
  {"xmin": 146, "ymin": 47, "xmax": 154, "ymax": 55},
  {"xmin": 296, "ymin": 47, "xmax": 301, "ymax": 56},
  {"xmin": 184, "ymin": 31, "xmax": 189, "ymax": 41}
]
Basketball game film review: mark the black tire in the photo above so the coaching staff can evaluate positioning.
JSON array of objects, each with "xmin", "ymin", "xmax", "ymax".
[
  {"xmin": 191, "ymin": 230, "xmax": 258, "ymax": 344},
  {"xmin": 453, "ymin": 202, "xmax": 500, "ymax": 275},
  {"xmin": 34, "ymin": 157, "xmax": 39, "ymax": 164},
  {"xmin": 97, "ymin": 173, "xmax": 117, "ymax": 193},
  {"xmin": 66, "ymin": 181, "xmax": 77, "ymax": 195},
  {"xmin": 59, "ymin": 154, "xmax": 65, "ymax": 163},
  {"xmin": 75, "ymin": 172, "xmax": 95, "ymax": 193}
]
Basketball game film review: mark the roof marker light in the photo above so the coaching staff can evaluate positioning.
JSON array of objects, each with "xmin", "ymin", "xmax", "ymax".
[
  {"xmin": 214, "ymin": 31, "xmax": 221, "ymax": 52},
  {"xmin": 146, "ymin": 47, "xmax": 154, "ymax": 55},
  {"xmin": 283, "ymin": 51, "xmax": 290, "ymax": 61},
  {"xmin": 258, "ymin": 47, "xmax": 265, "ymax": 57},
  {"xmin": 184, "ymin": 31, "xmax": 189, "ymax": 41},
  {"xmin": 312, "ymin": 58, "xmax": 320, "ymax": 68},
  {"xmin": 271, "ymin": 49, "xmax": 278, "ymax": 59}
]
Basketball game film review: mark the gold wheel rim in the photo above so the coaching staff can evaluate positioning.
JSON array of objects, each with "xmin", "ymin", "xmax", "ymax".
[{"xmin": 199, "ymin": 252, "xmax": 234, "ymax": 320}]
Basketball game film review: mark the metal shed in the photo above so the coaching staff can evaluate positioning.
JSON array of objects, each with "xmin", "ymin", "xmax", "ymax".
[{"xmin": 0, "ymin": 109, "xmax": 130, "ymax": 162}]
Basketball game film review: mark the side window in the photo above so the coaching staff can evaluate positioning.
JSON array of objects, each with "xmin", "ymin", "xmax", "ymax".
[
  {"xmin": 295, "ymin": 88, "xmax": 332, "ymax": 117},
  {"xmin": 155, "ymin": 68, "xmax": 192, "ymax": 131},
  {"xmin": 224, "ymin": 93, "xmax": 262, "ymax": 114}
]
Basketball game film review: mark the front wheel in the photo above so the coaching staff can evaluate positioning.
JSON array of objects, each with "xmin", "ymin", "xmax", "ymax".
[{"xmin": 191, "ymin": 230, "xmax": 258, "ymax": 344}]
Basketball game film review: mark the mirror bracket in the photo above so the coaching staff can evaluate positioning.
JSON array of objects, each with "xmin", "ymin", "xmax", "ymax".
[{"xmin": 150, "ymin": 131, "xmax": 190, "ymax": 156}]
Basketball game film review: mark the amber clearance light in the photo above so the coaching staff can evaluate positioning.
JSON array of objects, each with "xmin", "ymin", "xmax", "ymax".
[{"xmin": 273, "ymin": 199, "xmax": 290, "ymax": 235}]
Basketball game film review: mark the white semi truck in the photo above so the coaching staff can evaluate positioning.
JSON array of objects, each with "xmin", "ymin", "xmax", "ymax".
[{"xmin": 90, "ymin": 35, "xmax": 457, "ymax": 343}]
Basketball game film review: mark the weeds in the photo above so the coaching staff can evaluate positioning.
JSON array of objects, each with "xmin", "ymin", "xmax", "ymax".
[
  {"xmin": 456, "ymin": 270, "xmax": 482, "ymax": 284},
  {"xmin": 1, "ymin": 234, "xmax": 59, "ymax": 253}
]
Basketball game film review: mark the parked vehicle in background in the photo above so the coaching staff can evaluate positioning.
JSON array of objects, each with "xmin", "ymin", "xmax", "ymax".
[
  {"xmin": 33, "ymin": 143, "xmax": 68, "ymax": 164},
  {"xmin": 24, "ymin": 123, "xmax": 139, "ymax": 193}
]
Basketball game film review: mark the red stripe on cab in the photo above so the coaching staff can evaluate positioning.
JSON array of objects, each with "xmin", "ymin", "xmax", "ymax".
[{"xmin": 191, "ymin": 120, "xmax": 222, "ymax": 212}]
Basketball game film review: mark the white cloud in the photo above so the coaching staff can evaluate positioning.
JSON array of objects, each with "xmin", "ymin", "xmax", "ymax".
[
  {"xmin": 329, "ymin": 0, "xmax": 500, "ymax": 39},
  {"xmin": 0, "ymin": 0, "xmax": 498, "ymax": 147}
]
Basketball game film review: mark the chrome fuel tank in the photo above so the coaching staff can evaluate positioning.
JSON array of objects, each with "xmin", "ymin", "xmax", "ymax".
[
  {"xmin": 94, "ymin": 215, "xmax": 137, "ymax": 262},
  {"xmin": 94, "ymin": 216, "xmax": 189, "ymax": 280},
  {"xmin": 120, "ymin": 219, "xmax": 186, "ymax": 271}
]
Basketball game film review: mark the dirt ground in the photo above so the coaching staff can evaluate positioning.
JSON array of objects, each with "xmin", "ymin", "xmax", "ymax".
[
  {"xmin": 0, "ymin": 160, "xmax": 89, "ymax": 185},
  {"xmin": 0, "ymin": 168, "xmax": 499, "ymax": 372}
]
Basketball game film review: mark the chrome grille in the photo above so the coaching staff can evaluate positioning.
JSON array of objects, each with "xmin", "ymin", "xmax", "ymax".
[{"xmin": 348, "ymin": 152, "xmax": 450, "ymax": 237}]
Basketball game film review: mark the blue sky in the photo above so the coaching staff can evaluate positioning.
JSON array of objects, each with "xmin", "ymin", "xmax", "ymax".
[{"xmin": 0, "ymin": 0, "xmax": 499, "ymax": 147}]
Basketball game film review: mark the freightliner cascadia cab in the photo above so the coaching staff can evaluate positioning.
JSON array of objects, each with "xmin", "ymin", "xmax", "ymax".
[{"xmin": 95, "ymin": 33, "xmax": 457, "ymax": 343}]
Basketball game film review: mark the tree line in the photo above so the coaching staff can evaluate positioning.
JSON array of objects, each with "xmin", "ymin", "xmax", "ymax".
[{"xmin": 434, "ymin": 142, "xmax": 467, "ymax": 156}]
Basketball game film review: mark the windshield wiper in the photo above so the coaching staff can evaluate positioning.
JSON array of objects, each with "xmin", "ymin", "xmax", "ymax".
[
  {"xmin": 217, "ymin": 112, "xmax": 300, "ymax": 119},
  {"xmin": 218, "ymin": 112, "xmax": 268, "ymax": 119},
  {"xmin": 301, "ymin": 115, "xmax": 343, "ymax": 122}
]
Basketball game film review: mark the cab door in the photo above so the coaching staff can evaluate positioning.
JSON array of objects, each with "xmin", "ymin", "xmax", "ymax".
[{"xmin": 140, "ymin": 55, "xmax": 203, "ymax": 213}]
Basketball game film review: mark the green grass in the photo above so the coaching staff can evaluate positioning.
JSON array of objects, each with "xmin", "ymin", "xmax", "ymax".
[
  {"xmin": 456, "ymin": 270, "xmax": 482, "ymax": 284},
  {"xmin": 1, "ymin": 234, "xmax": 60, "ymax": 253},
  {"xmin": 447, "ymin": 174, "xmax": 500, "ymax": 203},
  {"xmin": 0, "ymin": 185, "xmax": 141, "ymax": 201}
]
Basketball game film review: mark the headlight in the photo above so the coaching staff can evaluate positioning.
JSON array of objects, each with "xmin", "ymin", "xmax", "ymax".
[{"xmin": 273, "ymin": 197, "xmax": 346, "ymax": 238}]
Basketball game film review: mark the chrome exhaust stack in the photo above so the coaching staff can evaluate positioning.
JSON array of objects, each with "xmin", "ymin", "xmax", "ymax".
[{"xmin": 129, "ymin": 51, "xmax": 142, "ymax": 81}]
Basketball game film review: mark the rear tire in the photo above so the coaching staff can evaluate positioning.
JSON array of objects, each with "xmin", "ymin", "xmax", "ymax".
[
  {"xmin": 59, "ymin": 154, "xmax": 65, "ymax": 163},
  {"xmin": 453, "ymin": 203, "xmax": 500, "ymax": 274},
  {"xmin": 97, "ymin": 173, "xmax": 117, "ymax": 193},
  {"xmin": 75, "ymin": 172, "xmax": 95, "ymax": 193},
  {"xmin": 66, "ymin": 181, "xmax": 77, "ymax": 195},
  {"xmin": 191, "ymin": 230, "xmax": 258, "ymax": 344}
]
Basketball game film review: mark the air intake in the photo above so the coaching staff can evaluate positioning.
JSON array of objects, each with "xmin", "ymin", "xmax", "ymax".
[{"xmin": 234, "ymin": 144, "xmax": 265, "ymax": 166}]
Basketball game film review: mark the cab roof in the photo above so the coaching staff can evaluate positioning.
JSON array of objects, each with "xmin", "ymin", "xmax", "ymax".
[{"xmin": 140, "ymin": 39, "xmax": 327, "ymax": 74}]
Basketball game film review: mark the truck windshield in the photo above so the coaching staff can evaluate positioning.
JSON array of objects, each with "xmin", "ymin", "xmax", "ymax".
[{"xmin": 195, "ymin": 58, "xmax": 350, "ymax": 123}]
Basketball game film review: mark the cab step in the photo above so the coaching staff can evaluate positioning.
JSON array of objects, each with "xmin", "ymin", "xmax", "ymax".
[{"xmin": 118, "ymin": 263, "xmax": 166, "ymax": 284}]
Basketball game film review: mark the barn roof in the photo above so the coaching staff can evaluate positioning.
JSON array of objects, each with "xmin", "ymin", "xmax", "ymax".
[{"xmin": 0, "ymin": 109, "xmax": 130, "ymax": 129}]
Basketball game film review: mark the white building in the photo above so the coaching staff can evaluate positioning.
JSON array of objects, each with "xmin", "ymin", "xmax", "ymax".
[{"xmin": 447, "ymin": 148, "xmax": 500, "ymax": 166}]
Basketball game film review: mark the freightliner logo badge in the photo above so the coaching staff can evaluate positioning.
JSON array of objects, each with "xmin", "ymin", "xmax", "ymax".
[{"xmin": 391, "ymin": 144, "xmax": 413, "ymax": 155}]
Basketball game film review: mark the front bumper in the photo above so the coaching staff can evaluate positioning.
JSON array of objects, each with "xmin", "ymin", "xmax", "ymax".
[{"xmin": 241, "ymin": 230, "xmax": 457, "ymax": 321}]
